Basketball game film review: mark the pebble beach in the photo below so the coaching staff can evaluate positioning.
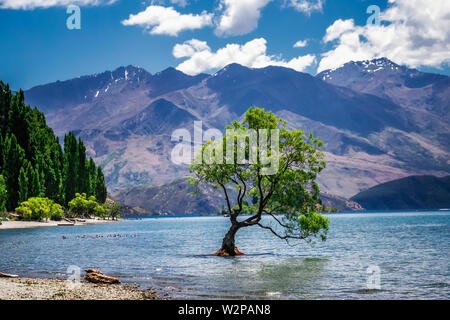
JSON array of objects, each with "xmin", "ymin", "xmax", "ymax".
[{"xmin": 0, "ymin": 277, "xmax": 162, "ymax": 300}]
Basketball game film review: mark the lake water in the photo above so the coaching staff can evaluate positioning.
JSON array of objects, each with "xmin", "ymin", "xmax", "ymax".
[{"xmin": 0, "ymin": 211, "xmax": 449, "ymax": 299}]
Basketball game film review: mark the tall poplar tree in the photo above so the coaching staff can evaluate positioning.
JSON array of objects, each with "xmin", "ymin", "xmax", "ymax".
[
  {"xmin": 29, "ymin": 166, "xmax": 41, "ymax": 198},
  {"xmin": 63, "ymin": 132, "xmax": 78, "ymax": 205},
  {"xmin": 77, "ymin": 138, "xmax": 88, "ymax": 194},
  {"xmin": 18, "ymin": 166, "xmax": 28, "ymax": 204},
  {"xmin": 96, "ymin": 167, "xmax": 107, "ymax": 204},
  {"xmin": 3, "ymin": 134, "xmax": 25, "ymax": 211}
]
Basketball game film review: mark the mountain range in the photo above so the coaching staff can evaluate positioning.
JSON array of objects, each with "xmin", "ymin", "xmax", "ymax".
[
  {"xmin": 23, "ymin": 58, "xmax": 450, "ymax": 212},
  {"xmin": 111, "ymin": 177, "xmax": 363, "ymax": 215}
]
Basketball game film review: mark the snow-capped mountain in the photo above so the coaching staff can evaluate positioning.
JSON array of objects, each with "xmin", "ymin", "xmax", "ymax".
[
  {"xmin": 23, "ymin": 60, "xmax": 450, "ymax": 202},
  {"xmin": 25, "ymin": 65, "xmax": 208, "ymax": 113},
  {"xmin": 317, "ymin": 58, "xmax": 449, "ymax": 121},
  {"xmin": 319, "ymin": 58, "xmax": 404, "ymax": 81}
]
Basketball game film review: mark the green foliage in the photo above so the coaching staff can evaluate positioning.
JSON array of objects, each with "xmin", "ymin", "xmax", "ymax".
[
  {"xmin": 94, "ymin": 204, "xmax": 108, "ymax": 218},
  {"xmin": 87, "ymin": 158, "xmax": 97, "ymax": 197},
  {"xmin": 18, "ymin": 166, "xmax": 28, "ymax": 204},
  {"xmin": 0, "ymin": 81, "xmax": 107, "ymax": 211},
  {"xmin": 3, "ymin": 134, "xmax": 25, "ymax": 211},
  {"xmin": 63, "ymin": 132, "xmax": 78, "ymax": 205},
  {"xmin": 29, "ymin": 165, "xmax": 42, "ymax": 198},
  {"xmin": 15, "ymin": 197, "xmax": 62, "ymax": 221},
  {"xmin": 15, "ymin": 206, "xmax": 32, "ymax": 220},
  {"xmin": 49, "ymin": 203, "xmax": 63, "ymax": 220},
  {"xmin": 190, "ymin": 107, "xmax": 329, "ymax": 245},
  {"xmin": 0, "ymin": 174, "xmax": 7, "ymax": 213},
  {"xmin": 298, "ymin": 212, "xmax": 330, "ymax": 241},
  {"xmin": 105, "ymin": 201, "xmax": 121, "ymax": 220},
  {"xmin": 95, "ymin": 167, "xmax": 107, "ymax": 204},
  {"xmin": 68, "ymin": 193, "xmax": 105, "ymax": 218},
  {"xmin": 67, "ymin": 194, "xmax": 120, "ymax": 219}
]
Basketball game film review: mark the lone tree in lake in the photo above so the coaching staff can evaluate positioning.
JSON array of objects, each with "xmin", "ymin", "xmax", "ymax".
[{"xmin": 189, "ymin": 107, "xmax": 330, "ymax": 256}]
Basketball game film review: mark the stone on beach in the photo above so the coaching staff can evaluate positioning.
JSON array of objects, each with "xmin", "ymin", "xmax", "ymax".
[{"xmin": 84, "ymin": 269, "xmax": 120, "ymax": 284}]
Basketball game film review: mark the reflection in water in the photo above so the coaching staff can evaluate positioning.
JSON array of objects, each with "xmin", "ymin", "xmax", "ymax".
[{"xmin": 257, "ymin": 257, "xmax": 329, "ymax": 299}]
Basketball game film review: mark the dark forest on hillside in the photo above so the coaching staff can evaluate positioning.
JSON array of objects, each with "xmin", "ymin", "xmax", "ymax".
[{"xmin": 0, "ymin": 81, "xmax": 107, "ymax": 212}]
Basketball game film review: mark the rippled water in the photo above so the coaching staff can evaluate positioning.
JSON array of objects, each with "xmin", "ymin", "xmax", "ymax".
[{"xmin": 0, "ymin": 211, "xmax": 449, "ymax": 299}]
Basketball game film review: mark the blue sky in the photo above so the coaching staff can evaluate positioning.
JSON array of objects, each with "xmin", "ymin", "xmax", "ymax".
[{"xmin": 0, "ymin": 0, "xmax": 448, "ymax": 90}]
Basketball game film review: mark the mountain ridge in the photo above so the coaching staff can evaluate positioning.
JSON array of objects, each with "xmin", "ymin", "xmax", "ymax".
[
  {"xmin": 350, "ymin": 175, "xmax": 450, "ymax": 210},
  {"xmin": 22, "ymin": 58, "xmax": 450, "ymax": 204},
  {"xmin": 317, "ymin": 58, "xmax": 450, "ymax": 125}
]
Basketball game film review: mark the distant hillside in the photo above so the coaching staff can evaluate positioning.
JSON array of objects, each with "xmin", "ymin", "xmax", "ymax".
[
  {"xmin": 113, "ymin": 178, "xmax": 363, "ymax": 216},
  {"xmin": 112, "ymin": 178, "xmax": 234, "ymax": 215},
  {"xmin": 320, "ymin": 193, "xmax": 364, "ymax": 212},
  {"xmin": 350, "ymin": 175, "xmax": 450, "ymax": 210}
]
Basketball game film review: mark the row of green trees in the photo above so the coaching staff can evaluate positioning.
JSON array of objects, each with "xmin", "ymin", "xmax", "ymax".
[
  {"xmin": 16, "ymin": 197, "xmax": 63, "ymax": 221},
  {"xmin": 14, "ymin": 193, "xmax": 120, "ymax": 221},
  {"xmin": 68, "ymin": 193, "xmax": 121, "ymax": 220},
  {"xmin": 0, "ymin": 81, "xmax": 107, "ymax": 213}
]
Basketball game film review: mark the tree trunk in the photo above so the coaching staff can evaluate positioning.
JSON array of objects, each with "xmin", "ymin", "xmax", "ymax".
[{"xmin": 214, "ymin": 223, "xmax": 246, "ymax": 256}]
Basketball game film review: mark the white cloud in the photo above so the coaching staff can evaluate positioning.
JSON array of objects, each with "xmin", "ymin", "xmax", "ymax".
[
  {"xmin": 287, "ymin": 0, "xmax": 324, "ymax": 15},
  {"xmin": 322, "ymin": 19, "xmax": 355, "ymax": 43},
  {"xmin": 173, "ymin": 39, "xmax": 210, "ymax": 58},
  {"xmin": 318, "ymin": 0, "xmax": 450, "ymax": 72},
  {"xmin": 173, "ymin": 38, "xmax": 316, "ymax": 75},
  {"xmin": 0, "ymin": 0, "xmax": 116, "ymax": 9},
  {"xmin": 134, "ymin": 0, "xmax": 324, "ymax": 38},
  {"xmin": 293, "ymin": 39, "xmax": 308, "ymax": 48},
  {"xmin": 215, "ymin": 0, "xmax": 272, "ymax": 37},
  {"xmin": 121, "ymin": 5, "xmax": 213, "ymax": 36},
  {"xmin": 124, "ymin": 1, "xmax": 274, "ymax": 38}
]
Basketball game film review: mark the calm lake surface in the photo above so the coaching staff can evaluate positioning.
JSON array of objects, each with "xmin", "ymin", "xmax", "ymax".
[{"xmin": 0, "ymin": 211, "xmax": 449, "ymax": 299}]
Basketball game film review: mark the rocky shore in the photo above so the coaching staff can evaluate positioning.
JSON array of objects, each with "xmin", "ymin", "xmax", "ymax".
[{"xmin": 0, "ymin": 277, "xmax": 163, "ymax": 300}]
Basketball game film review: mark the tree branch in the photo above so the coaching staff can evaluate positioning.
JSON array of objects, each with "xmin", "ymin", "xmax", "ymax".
[
  {"xmin": 257, "ymin": 223, "xmax": 306, "ymax": 241},
  {"xmin": 266, "ymin": 212, "xmax": 291, "ymax": 229},
  {"xmin": 219, "ymin": 182, "xmax": 232, "ymax": 215}
]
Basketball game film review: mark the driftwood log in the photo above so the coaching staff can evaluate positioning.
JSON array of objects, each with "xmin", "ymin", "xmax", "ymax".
[
  {"xmin": 0, "ymin": 272, "xmax": 19, "ymax": 278},
  {"xmin": 84, "ymin": 269, "xmax": 120, "ymax": 284}
]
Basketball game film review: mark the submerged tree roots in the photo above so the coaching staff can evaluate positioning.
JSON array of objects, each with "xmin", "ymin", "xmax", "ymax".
[{"xmin": 213, "ymin": 247, "xmax": 246, "ymax": 257}]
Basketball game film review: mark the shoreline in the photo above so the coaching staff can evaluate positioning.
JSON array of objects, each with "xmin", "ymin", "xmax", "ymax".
[
  {"xmin": 0, "ymin": 218, "xmax": 116, "ymax": 231},
  {"xmin": 0, "ymin": 276, "xmax": 163, "ymax": 300}
]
